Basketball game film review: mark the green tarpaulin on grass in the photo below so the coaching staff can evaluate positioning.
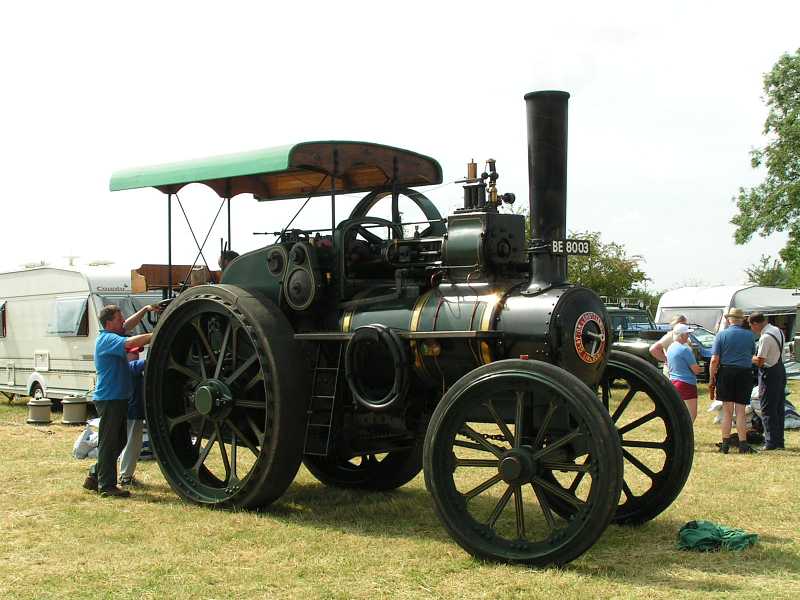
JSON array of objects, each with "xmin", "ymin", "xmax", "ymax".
[{"xmin": 678, "ymin": 520, "xmax": 758, "ymax": 551}]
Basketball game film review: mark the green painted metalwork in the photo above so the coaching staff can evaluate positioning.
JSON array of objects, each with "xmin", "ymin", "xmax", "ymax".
[
  {"xmin": 220, "ymin": 247, "xmax": 282, "ymax": 302},
  {"xmin": 109, "ymin": 141, "xmax": 443, "ymax": 200}
]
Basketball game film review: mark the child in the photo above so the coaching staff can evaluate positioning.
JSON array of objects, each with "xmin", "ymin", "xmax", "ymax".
[{"xmin": 119, "ymin": 347, "xmax": 145, "ymax": 486}]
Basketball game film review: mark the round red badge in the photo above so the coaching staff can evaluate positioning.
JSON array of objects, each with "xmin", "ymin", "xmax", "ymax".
[{"xmin": 574, "ymin": 312, "xmax": 606, "ymax": 364}]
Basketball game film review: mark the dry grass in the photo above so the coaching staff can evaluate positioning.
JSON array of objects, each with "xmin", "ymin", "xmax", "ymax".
[{"xmin": 1, "ymin": 384, "xmax": 799, "ymax": 600}]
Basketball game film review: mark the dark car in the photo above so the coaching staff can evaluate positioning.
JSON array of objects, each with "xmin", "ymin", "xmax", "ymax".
[
  {"xmin": 605, "ymin": 303, "xmax": 664, "ymax": 368},
  {"xmin": 687, "ymin": 326, "xmax": 715, "ymax": 382}
]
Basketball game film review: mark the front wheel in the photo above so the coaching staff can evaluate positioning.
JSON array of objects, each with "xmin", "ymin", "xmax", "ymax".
[{"xmin": 424, "ymin": 359, "xmax": 623, "ymax": 566}]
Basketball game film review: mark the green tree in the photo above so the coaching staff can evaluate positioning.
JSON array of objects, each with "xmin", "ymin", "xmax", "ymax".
[
  {"xmin": 744, "ymin": 255, "xmax": 792, "ymax": 287},
  {"xmin": 566, "ymin": 230, "xmax": 651, "ymax": 299},
  {"xmin": 517, "ymin": 210, "xmax": 661, "ymax": 313},
  {"xmin": 732, "ymin": 49, "xmax": 800, "ymax": 283}
]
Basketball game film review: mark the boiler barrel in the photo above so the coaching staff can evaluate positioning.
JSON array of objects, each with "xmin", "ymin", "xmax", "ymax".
[
  {"xmin": 340, "ymin": 284, "xmax": 501, "ymax": 386},
  {"xmin": 340, "ymin": 282, "xmax": 609, "ymax": 389}
]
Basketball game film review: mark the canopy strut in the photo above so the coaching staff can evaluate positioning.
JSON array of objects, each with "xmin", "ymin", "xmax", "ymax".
[
  {"xmin": 170, "ymin": 193, "xmax": 227, "ymax": 294},
  {"xmin": 391, "ymin": 156, "xmax": 400, "ymax": 238},
  {"xmin": 331, "ymin": 149, "xmax": 338, "ymax": 233},
  {"xmin": 175, "ymin": 194, "xmax": 215, "ymax": 274},
  {"xmin": 167, "ymin": 193, "xmax": 173, "ymax": 298},
  {"xmin": 225, "ymin": 180, "xmax": 231, "ymax": 251}
]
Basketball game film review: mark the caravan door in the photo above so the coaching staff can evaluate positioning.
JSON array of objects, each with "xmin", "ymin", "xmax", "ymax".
[
  {"xmin": 4, "ymin": 361, "xmax": 13, "ymax": 387},
  {"xmin": 794, "ymin": 305, "xmax": 800, "ymax": 362}
]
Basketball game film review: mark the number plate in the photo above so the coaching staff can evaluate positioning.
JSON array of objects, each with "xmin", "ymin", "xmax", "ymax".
[{"xmin": 550, "ymin": 239, "xmax": 591, "ymax": 256}]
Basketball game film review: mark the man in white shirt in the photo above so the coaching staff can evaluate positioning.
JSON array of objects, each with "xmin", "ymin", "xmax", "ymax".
[{"xmin": 749, "ymin": 312, "xmax": 786, "ymax": 450}]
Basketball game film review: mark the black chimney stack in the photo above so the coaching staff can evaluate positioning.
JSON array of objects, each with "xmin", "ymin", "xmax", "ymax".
[{"xmin": 523, "ymin": 90, "xmax": 570, "ymax": 295}]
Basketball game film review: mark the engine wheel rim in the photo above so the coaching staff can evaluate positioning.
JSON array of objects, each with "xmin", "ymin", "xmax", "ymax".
[
  {"xmin": 427, "ymin": 370, "xmax": 618, "ymax": 562},
  {"xmin": 599, "ymin": 354, "xmax": 692, "ymax": 522},
  {"xmin": 147, "ymin": 297, "xmax": 274, "ymax": 505},
  {"xmin": 601, "ymin": 374, "xmax": 672, "ymax": 513}
]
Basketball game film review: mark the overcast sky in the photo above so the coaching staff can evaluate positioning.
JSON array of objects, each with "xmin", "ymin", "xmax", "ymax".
[{"xmin": 2, "ymin": 1, "xmax": 798, "ymax": 292}]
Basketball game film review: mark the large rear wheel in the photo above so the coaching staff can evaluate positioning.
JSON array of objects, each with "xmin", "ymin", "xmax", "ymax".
[
  {"xmin": 145, "ymin": 285, "xmax": 309, "ymax": 509},
  {"xmin": 424, "ymin": 359, "xmax": 622, "ymax": 566}
]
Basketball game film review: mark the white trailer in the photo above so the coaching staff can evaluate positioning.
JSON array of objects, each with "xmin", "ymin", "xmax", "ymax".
[
  {"xmin": 655, "ymin": 285, "xmax": 800, "ymax": 362},
  {"xmin": 0, "ymin": 266, "xmax": 160, "ymax": 402}
]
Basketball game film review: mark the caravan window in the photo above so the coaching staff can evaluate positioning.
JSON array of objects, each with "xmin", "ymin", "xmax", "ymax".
[
  {"xmin": 47, "ymin": 297, "xmax": 89, "ymax": 337},
  {"xmin": 0, "ymin": 300, "xmax": 5, "ymax": 337},
  {"xmin": 659, "ymin": 308, "xmax": 723, "ymax": 332}
]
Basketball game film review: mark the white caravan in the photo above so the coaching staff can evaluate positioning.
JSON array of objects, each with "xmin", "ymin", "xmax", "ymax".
[
  {"xmin": 655, "ymin": 285, "xmax": 800, "ymax": 361},
  {"xmin": 0, "ymin": 266, "xmax": 160, "ymax": 402}
]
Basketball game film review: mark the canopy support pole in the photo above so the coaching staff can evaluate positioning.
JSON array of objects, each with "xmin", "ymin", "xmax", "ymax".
[
  {"xmin": 331, "ymin": 149, "xmax": 338, "ymax": 233},
  {"xmin": 167, "ymin": 193, "xmax": 173, "ymax": 298},
  {"xmin": 225, "ymin": 180, "xmax": 232, "ymax": 251},
  {"xmin": 391, "ymin": 157, "xmax": 400, "ymax": 238}
]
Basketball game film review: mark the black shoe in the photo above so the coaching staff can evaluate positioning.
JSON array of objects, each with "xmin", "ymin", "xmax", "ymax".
[
  {"xmin": 119, "ymin": 476, "xmax": 139, "ymax": 488},
  {"xmin": 716, "ymin": 435, "xmax": 739, "ymax": 450},
  {"xmin": 83, "ymin": 475, "xmax": 98, "ymax": 492},
  {"xmin": 738, "ymin": 443, "xmax": 758, "ymax": 454},
  {"xmin": 99, "ymin": 486, "xmax": 131, "ymax": 498},
  {"xmin": 719, "ymin": 442, "xmax": 730, "ymax": 454},
  {"xmin": 761, "ymin": 444, "xmax": 780, "ymax": 451}
]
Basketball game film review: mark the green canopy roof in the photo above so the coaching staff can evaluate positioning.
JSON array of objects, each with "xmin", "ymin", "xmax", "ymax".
[{"xmin": 109, "ymin": 141, "xmax": 443, "ymax": 200}]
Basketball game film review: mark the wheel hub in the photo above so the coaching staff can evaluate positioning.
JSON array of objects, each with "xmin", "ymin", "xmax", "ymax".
[
  {"xmin": 193, "ymin": 379, "xmax": 233, "ymax": 419},
  {"xmin": 498, "ymin": 448, "xmax": 535, "ymax": 484}
]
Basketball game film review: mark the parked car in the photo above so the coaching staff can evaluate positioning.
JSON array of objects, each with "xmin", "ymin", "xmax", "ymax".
[
  {"xmin": 605, "ymin": 302, "xmax": 663, "ymax": 368},
  {"xmin": 686, "ymin": 325, "xmax": 715, "ymax": 382}
]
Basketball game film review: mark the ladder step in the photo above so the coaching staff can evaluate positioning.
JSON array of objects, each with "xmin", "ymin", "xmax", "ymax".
[
  {"xmin": 304, "ymin": 341, "xmax": 344, "ymax": 455},
  {"xmin": 309, "ymin": 396, "xmax": 333, "ymax": 408}
]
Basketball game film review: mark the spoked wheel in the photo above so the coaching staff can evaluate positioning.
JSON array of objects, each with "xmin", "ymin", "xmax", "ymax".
[
  {"xmin": 145, "ymin": 285, "xmax": 309, "ymax": 509},
  {"xmin": 600, "ymin": 350, "xmax": 694, "ymax": 525},
  {"xmin": 424, "ymin": 360, "xmax": 622, "ymax": 566},
  {"xmin": 303, "ymin": 440, "xmax": 423, "ymax": 491}
]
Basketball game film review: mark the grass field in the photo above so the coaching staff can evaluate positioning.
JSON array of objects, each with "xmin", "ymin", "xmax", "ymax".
[{"xmin": 1, "ymin": 384, "xmax": 799, "ymax": 600}]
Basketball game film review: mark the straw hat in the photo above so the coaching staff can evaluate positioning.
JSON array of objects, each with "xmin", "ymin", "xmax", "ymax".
[{"xmin": 724, "ymin": 307, "xmax": 745, "ymax": 319}]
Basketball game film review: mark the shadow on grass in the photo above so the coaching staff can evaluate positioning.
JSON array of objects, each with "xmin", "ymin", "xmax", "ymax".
[
  {"xmin": 127, "ymin": 478, "xmax": 449, "ymax": 541},
  {"xmin": 125, "ymin": 473, "xmax": 799, "ymax": 592},
  {"xmin": 269, "ymin": 484, "xmax": 800, "ymax": 592},
  {"xmin": 263, "ymin": 481, "xmax": 450, "ymax": 544},
  {"xmin": 575, "ymin": 516, "xmax": 800, "ymax": 593}
]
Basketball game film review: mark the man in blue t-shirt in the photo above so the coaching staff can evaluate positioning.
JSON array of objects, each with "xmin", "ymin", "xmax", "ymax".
[
  {"xmin": 83, "ymin": 303, "xmax": 158, "ymax": 497},
  {"xmin": 667, "ymin": 323, "xmax": 704, "ymax": 422},
  {"xmin": 709, "ymin": 308, "xmax": 757, "ymax": 454}
]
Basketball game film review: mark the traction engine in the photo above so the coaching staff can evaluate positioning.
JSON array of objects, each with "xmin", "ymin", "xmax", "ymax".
[{"xmin": 110, "ymin": 91, "xmax": 693, "ymax": 566}]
